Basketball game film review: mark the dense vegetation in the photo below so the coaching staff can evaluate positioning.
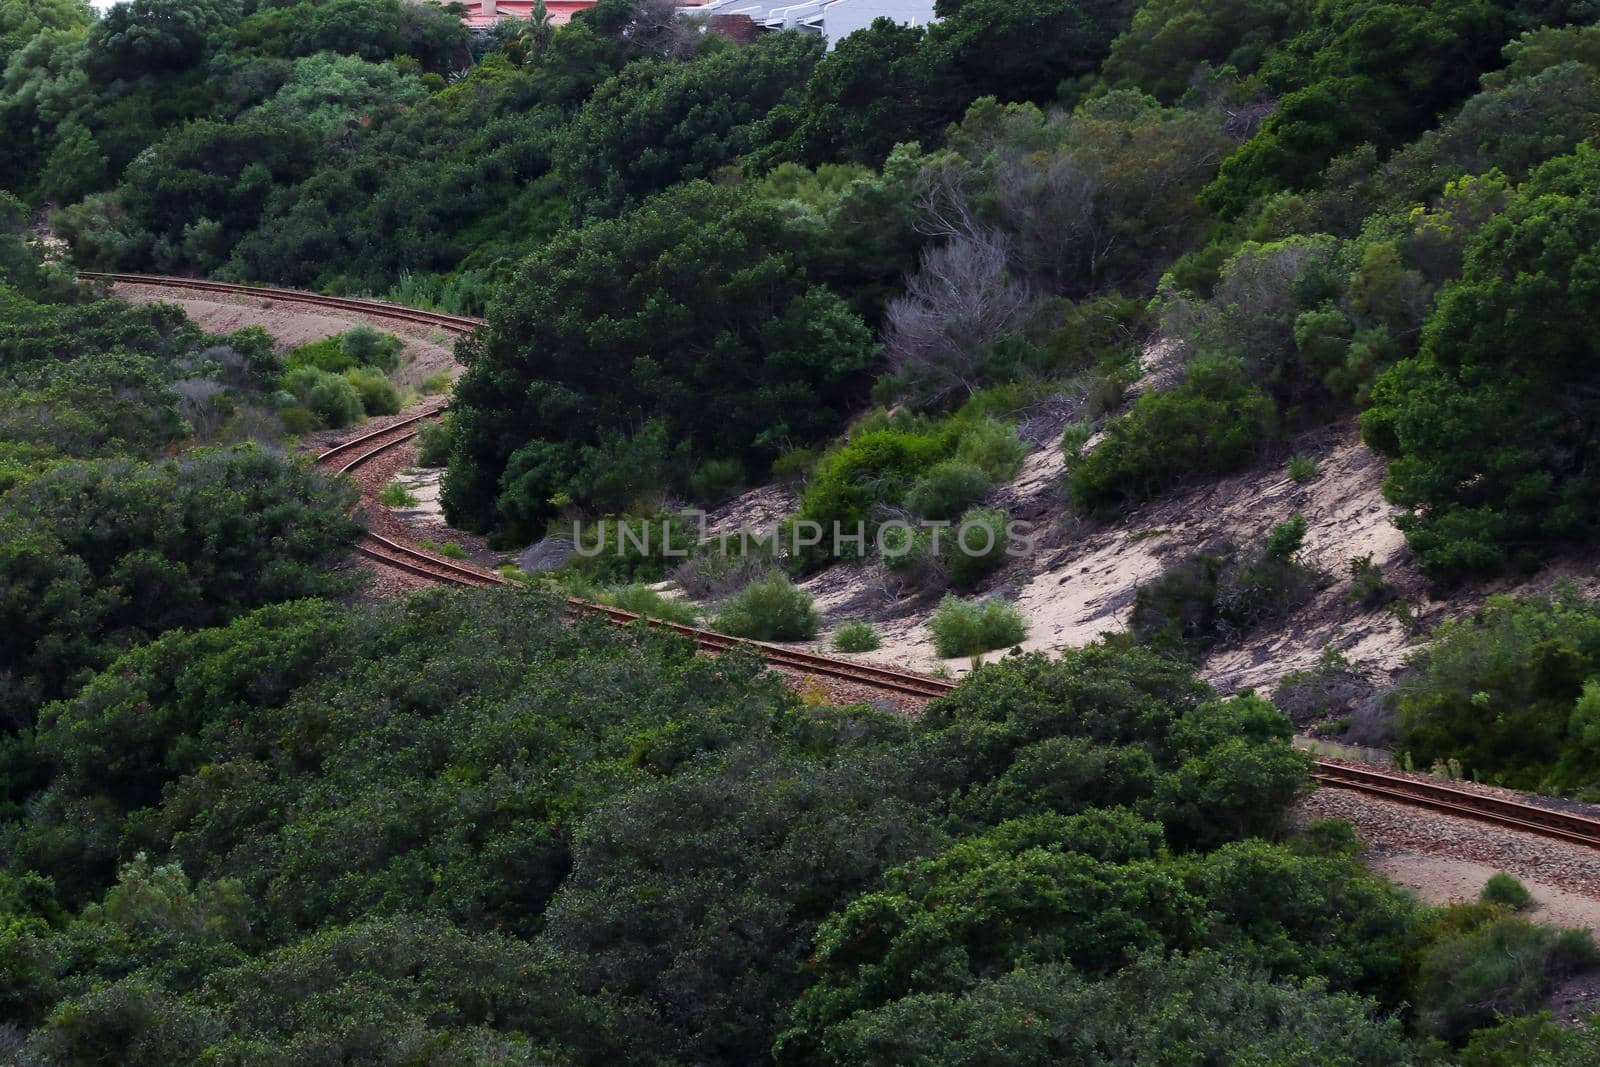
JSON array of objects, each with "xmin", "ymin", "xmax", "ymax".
[
  {"xmin": 5, "ymin": 586, "xmax": 1594, "ymax": 1062},
  {"xmin": 6, "ymin": 0, "xmax": 1600, "ymax": 1057}
]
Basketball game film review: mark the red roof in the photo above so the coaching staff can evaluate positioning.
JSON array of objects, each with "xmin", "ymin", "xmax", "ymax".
[{"xmin": 460, "ymin": 1, "xmax": 598, "ymax": 27}]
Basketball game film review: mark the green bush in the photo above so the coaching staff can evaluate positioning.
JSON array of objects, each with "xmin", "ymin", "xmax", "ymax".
[
  {"xmin": 379, "ymin": 482, "xmax": 418, "ymax": 508},
  {"xmin": 903, "ymin": 461, "xmax": 992, "ymax": 520},
  {"xmin": 950, "ymin": 416, "xmax": 1029, "ymax": 481},
  {"xmin": 1287, "ymin": 456, "xmax": 1319, "ymax": 483},
  {"xmin": 337, "ymin": 324, "xmax": 403, "ymax": 371},
  {"xmin": 285, "ymin": 336, "xmax": 358, "ymax": 374},
  {"xmin": 1069, "ymin": 357, "xmax": 1277, "ymax": 514},
  {"xmin": 1481, "ymin": 873, "xmax": 1534, "ymax": 912},
  {"xmin": 443, "ymin": 183, "xmax": 876, "ymax": 536},
  {"xmin": 793, "ymin": 413, "xmax": 1025, "ymax": 567},
  {"xmin": 1345, "ymin": 554, "xmax": 1398, "ymax": 609},
  {"xmin": 833, "ymin": 621, "xmax": 882, "ymax": 653},
  {"xmin": 283, "ymin": 367, "xmax": 364, "ymax": 429},
  {"xmin": 771, "ymin": 448, "xmax": 819, "ymax": 487},
  {"xmin": 946, "ymin": 507, "xmax": 1011, "ymax": 588},
  {"xmin": 418, "ymin": 540, "xmax": 468, "ymax": 560},
  {"xmin": 344, "ymin": 367, "xmax": 401, "ymax": 416},
  {"xmin": 1361, "ymin": 145, "xmax": 1600, "ymax": 580},
  {"xmin": 930, "ymin": 596, "xmax": 1029, "ymax": 658},
  {"xmin": 1264, "ymin": 513, "xmax": 1307, "ymax": 560},
  {"xmin": 688, "ymin": 458, "xmax": 745, "ymax": 504},
  {"xmin": 673, "ymin": 534, "xmax": 778, "ymax": 601},
  {"xmin": 879, "ymin": 523, "xmax": 946, "ymax": 590},
  {"xmin": 1130, "ymin": 547, "xmax": 1230, "ymax": 654},
  {"xmin": 416, "ymin": 418, "xmax": 452, "ymax": 467},
  {"xmin": 713, "ymin": 573, "xmax": 821, "ymax": 642},
  {"xmin": 278, "ymin": 406, "xmax": 319, "ymax": 435}
]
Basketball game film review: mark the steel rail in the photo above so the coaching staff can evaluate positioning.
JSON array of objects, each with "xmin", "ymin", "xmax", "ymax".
[
  {"xmin": 1309, "ymin": 760, "xmax": 1600, "ymax": 848},
  {"xmin": 77, "ymin": 271, "xmax": 486, "ymax": 332},
  {"xmin": 96, "ymin": 271, "xmax": 1600, "ymax": 841}
]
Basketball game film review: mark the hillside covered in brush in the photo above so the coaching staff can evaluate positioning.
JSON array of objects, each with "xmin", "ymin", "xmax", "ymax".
[{"xmin": 6, "ymin": 0, "xmax": 1600, "ymax": 1061}]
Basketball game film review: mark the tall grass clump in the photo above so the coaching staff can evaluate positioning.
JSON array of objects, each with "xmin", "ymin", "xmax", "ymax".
[{"xmin": 714, "ymin": 573, "xmax": 820, "ymax": 641}]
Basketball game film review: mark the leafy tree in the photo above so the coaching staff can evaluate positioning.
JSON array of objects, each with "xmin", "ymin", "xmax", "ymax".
[
  {"xmin": 252, "ymin": 51, "xmax": 426, "ymax": 138},
  {"xmin": 86, "ymin": 0, "xmax": 239, "ymax": 80},
  {"xmin": 766, "ymin": 18, "xmax": 949, "ymax": 167},
  {"xmin": 1102, "ymin": 0, "xmax": 1309, "ymax": 102},
  {"xmin": 1362, "ymin": 144, "xmax": 1600, "ymax": 579},
  {"xmin": 0, "ymin": 0, "xmax": 91, "ymax": 69},
  {"xmin": 109, "ymin": 117, "xmax": 316, "ymax": 273},
  {"xmin": 796, "ymin": 952, "xmax": 1413, "ymax": 1066},
  {"xmin": 444, "ymin": 182, "xmax": 875, "ymax": 538},
  {"xmin": 1201, "ymin": 0, "xmax": 1506, "ymax": 216},
  {"xmin": 924, "ymin": 0, "xmax": 1137, "ymax": 108},
  {"xmin": 556, "ymin": 32, "xmax": 821, "ymax": 218}
]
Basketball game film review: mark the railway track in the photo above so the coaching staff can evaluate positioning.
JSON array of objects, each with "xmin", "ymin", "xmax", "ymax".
[
  {"xmin": 1309, "ymin": 760, "xmax": 1600, "ymax": 848},
  {"xmin": 78, "ymin": 272, "xmax": 486, "ymax": 332},
  {"xmin": 309, "ymin": 401, "xmax": 953, "ymax": 699},
  {"xmin": 99, "ymin": 272, "xmax": 1600, "ymax": 846}
]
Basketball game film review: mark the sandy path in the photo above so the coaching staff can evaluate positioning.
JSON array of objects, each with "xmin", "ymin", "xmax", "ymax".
[{"xmin": 110, "ymin": 282, "xmax": 461, "ymax": 388}]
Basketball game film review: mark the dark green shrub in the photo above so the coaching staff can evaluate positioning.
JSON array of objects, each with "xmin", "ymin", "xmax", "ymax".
[
  {"xmin": 1264, "ymin": 514, "xmax": 1307, "ymax": 560},
  {"xmin": 930, "ymin": 596, "xmax": 1028, "ymax": 658},
  {"xmin": 880, "ymin": 522, "xmax": 946, "ymax": 590},
  {"xmin": 1130, "ymin": 547, "xmax": 1229, "ymax": 654},
  {"xmin": 904, "ymin": 461, "xmax": 992, "ymax": 520},
  {"xmin": 416, "ymin": 418, "xmax": 452, "ymax": 467},
  {"xmin": 1362, "ymin": 145, "xmax": 1600, "ymax": 580},
  {"xmin": 771, "ymin": 448, "xmax": 819, "ymax": 487},
  {"xmin": 1287, "ymin": 455, "xmax": 1318, "ymax": 483},
  {"xmin": 1132, "ymin": 526, "xmax": 1327, "ymax": 656},
  {"xmin": 1481, "ymin": 873, "xmax": 1534, "ymax": 912},
  {"xmin": 946, "ymin": 507, "xmax": 1011, "ymax": 588},
  {"xmin": 713, "ymin": 573, "xmax": 821, "ymax": 641},
  {"xmin": 833, "ymin": 621, "xmax": 882, "ymax": 653},
  {"xmin": 278, "ymin": 406, "xmax": 319, "ymax": 435},
  {"xmin": 688, "ymin": 459, "xmax": 744, "ymax": 504},
  {"xmin": 1069, "ymin": 357, "xmax": 1277, "ymax": 514},
  {"xmin": 1416, "ymin": 914, "xmax": 1599, "ymax": 1042},
  {"xmin": 1394, "ymin": 589, "xmax": 1600, "ymax": 797},
  {"xmin": 444, "ymin": 183, "xmax": 876, "ymax": 535},
  {"xmin": 1215, "ymin": 542, "xmax": 1328, "ymax": 637}
]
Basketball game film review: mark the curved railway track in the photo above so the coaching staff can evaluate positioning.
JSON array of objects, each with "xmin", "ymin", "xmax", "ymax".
[
  {"xmin": 78, "ymin": 272, "xmax": 485, "ymax": 332},
  {"xmin": 98, "ymin": 272, "xmax": 1600, "ymax": 848}
]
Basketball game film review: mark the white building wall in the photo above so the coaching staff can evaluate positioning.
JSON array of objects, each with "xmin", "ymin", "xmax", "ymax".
[{"xmin": 813, "ymin": 0, "xmax": 936, "ymax": 46}]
